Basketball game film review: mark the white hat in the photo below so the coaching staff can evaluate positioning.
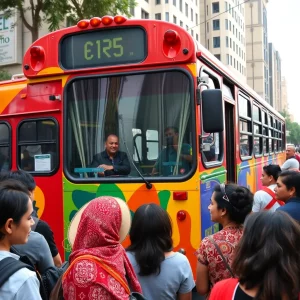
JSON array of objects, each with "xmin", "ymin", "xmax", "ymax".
[{"xmin": 68, "ymin": 197, "xmax": 131, "ymax": 247}]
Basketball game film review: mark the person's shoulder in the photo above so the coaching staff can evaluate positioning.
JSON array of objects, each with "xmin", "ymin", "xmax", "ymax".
[
  {"xmin": 119, "ymin": 151, "xmax": 128, "ymax": 157},
  {"xmin": 254, "ymin": 189, "xmax": 267, "ymax": 196},
  {"xmin": 94, "ymin": 151, "xmax": 105, "ymax": 158},
  {"xmin": 169, "ymin": 252, "xmax": 190, "ymax": 265},
  {"xmin": 126, "ymin": 251, "xmax": 134, "ymax": 259},
  {"xmin": 198, "ymin": 235, "xmax": 212, "ymax": 250},
  {"xmin": 211, "ymin": 278, "xmax": 239, "ymax": 296},
  {"xmin": 35, "ymin": 219, "xmax": 52, "ymax": 232},
  {"xmin": 214, "ymin": 278, "xmax": 238, "ymax": 288},
  {"xmin": 15, "ymin": 265, "xmax": 37, "ymax": 280},
  {"xmin": 168, "ymin": 252, "xmax": 187, "ymax": 260},
  {"xmin": 182, "ymin": 143, "xmax": 192, "ymax": 150},
  {"xmin": 27, "ymin": 231, "xmax": 49, "ymax": 249},
  {"xmin": 254, "ymin": 189, "xmax": 269, "ymax": 199},
  {"xmin": 28, "ymin": 230, "xmax": 44, "ymax": 241}
]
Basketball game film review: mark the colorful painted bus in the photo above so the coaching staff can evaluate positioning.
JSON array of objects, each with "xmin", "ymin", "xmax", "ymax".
[{"xmin": 0, "ymin": 16, "xmax": 285, "ymax": 272}]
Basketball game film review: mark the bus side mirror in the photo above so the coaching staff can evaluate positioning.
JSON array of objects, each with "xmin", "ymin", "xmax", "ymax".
[{"xmin": 201, "ymin": 89, "xmax": 224, "ymax": 133}]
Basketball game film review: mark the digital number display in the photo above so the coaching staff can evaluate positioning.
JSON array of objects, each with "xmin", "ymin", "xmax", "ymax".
[{"xmin": 60, "ymin": 27, "xmax": 146, "ymax": 69}]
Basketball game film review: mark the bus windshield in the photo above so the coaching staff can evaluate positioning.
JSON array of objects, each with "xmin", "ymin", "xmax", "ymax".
[{"xmin": 65, "ymin": 70, "xmax": 194, "ymax": 180}]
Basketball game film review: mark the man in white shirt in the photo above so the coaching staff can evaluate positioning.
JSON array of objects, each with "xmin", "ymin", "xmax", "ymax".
[
  {"xmin": 252, "ymin": 164, "xmax": 283, "ymax": 212},
  {"xmin": 281, "ymin": 145, "xmax": 300, "ymax": 171}
]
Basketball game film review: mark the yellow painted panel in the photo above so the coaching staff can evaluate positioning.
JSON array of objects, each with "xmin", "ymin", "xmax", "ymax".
[{"xmin": 0, "ymin": 82, "xmax": 26, "ymax": 114}]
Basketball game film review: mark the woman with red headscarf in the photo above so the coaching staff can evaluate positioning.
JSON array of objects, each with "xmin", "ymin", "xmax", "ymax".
[{"xmin": 62, "ymin": 196, "xmax": 142, "ymax": 299}]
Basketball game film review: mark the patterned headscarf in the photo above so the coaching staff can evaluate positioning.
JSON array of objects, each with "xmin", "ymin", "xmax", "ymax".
[{"xmin": 63, "ymin": 196, "xmax": 142, "ymax": 299}]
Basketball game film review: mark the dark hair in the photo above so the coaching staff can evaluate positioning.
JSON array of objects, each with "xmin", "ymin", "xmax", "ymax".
[
  {"xmin": 164, "ymin": 126, "xmax": 179, "ymax": 134},
  {"xmin": 127, "ymin": 204, "xmax": 173, "ymax": 276},
  {"xmin": 105, "ymin": 134, "xmax": 119, "ymax": 142},
  {"xmin": 278, "ymin": 171, "xmax": 300, "ymax": 198},
  {"xmin": 214, "ymin": 183, "xmax": 253, "ymax": 224},
  {"xmin": 263, "ymin": 164, "xmax": 281, "ymax": 181},
  {"xmin": 232, "ymin": 211, "xmax": 300, "ymax": 299},
  {"xmin": 0, "ymin": 179, "xmax": 30, "ymax": 240},
  {"xmin": 0, "ymin": 170, "xmax": 36, "ymax": 192}
]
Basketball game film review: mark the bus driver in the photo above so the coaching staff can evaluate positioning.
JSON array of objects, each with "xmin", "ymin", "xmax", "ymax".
[{"xmin": 90, "ymin": 134, "xmax": 131, "ymax": 176}]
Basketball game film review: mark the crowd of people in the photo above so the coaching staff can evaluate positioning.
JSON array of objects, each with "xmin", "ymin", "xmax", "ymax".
[{"xmin": 1, "ymin": 144, "xmax": 300, "ymax": 299}]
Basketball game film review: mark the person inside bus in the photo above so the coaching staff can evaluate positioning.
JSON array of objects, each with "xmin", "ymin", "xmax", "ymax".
[
  {"xmin": 151, "ymin": 127, "xmax": 192, "ymax": 176},
  {"xmin": 0, "ymin": 170, "xmax": 62, "ymax": 267},
  {"xmin": 0, "ymin": 148, "xmax": 10, "ymax": 171},
  {"xmin": 90, "ymin": 134, "xmax": 131, "ymax": 176},
  {"xmin": 21, "ymin": 149, "xmax": 34, "ymax": 171}
]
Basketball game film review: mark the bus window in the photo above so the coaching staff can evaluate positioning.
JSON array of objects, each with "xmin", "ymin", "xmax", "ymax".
[
  {"xmin": 0, "ymin": 123, "xmax": 11, "ymax": 172},
  {"xmin": 269, "ymin": 115, "xmax": 274, "ymax": 153},
  {"xmin": 238, "ymin": 94, "xmax": 252, "ymax": 158},
  {"xmin": 18, "ymin": 119, "xmax": 58, "ymax": 173},
  {"xmin": 262, "ymin": 111, "xmax": 268, "ymax": 155},
  {"xmin": 202, "ymin": 133, "xmax": 221, "ymax": 163},
  {"xmin": 132, "ymin": 129, "xmax": 142, "ymax": 163},
  {"xmin": 253, "ymin": 104, "xmax": 262, "ymax": 156},
  {"xmin": 278, "ymin": 122, "xmax": 282, "ymax": 151},
  {"xmin": 146, "ymin": 130, "xmax": 158, "ymax": 160},
  {"xmin": 65, "ymin": 71, "xmax": 194, "ymax": 180},
  {"xmin": 222, "ymin": 83, "xmax": 234, "ymax": 99}
]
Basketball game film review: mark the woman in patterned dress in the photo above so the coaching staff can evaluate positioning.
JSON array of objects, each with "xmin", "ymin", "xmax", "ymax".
[
  {"xmin": 195, "ymin": 183, "xmax": 253, "ymax": 298},
  {"xmin": 62, "ymin": 196, "xmax": 142, "ymax": 299}
]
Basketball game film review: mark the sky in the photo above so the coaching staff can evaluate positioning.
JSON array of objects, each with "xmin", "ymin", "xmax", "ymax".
[{"xmin": 267, "ymin": 0, "xmax": 300, "ymax": 122}]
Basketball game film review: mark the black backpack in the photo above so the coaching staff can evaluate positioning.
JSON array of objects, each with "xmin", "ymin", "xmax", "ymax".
[
  {"xmin": 0, "ymin": 256, "xmax": 48, "ymax": 299},
  {"xmin": 9, "ymin": 247, "xmax": 67, "ymax": 299}
]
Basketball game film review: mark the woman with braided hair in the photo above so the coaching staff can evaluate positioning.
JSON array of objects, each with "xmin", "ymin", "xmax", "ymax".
[{"xmin": 195, "ymin": 183, "xmax": 253, "ymax": 298}]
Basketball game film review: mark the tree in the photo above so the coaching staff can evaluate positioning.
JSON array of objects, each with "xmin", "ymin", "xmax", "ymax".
[
  {"xmin": 0, "ymin": 1, "xmax": 69, "ymax": 43},
  {"xmin": 0, "ymin": 69, "xmax": 11, "ymax": 81},
  {"xmin": 280, "ymin": 110, "xmax": 300, "ymax": 145},
  {"xmin": 0, "ymin": 0, "xmax": 135, "ymax": 43}
]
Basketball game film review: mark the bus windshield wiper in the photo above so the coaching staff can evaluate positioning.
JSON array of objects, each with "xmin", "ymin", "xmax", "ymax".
[{"xmin": 119, "ymin": 115, "xmax": 152, "ymax": 190}]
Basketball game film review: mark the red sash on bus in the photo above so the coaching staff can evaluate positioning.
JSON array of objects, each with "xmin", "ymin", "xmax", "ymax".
[{"xmin": 262, "ymin": 187, "xmax": 284, "ymax": 210}]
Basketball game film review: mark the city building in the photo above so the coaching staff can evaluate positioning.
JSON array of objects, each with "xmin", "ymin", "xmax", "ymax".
[
  {"xmin": 245, "ymin": 0, "xmax": 270, "ymax": 103},
  {"xmin": 200, "ymin": 0, "xmax": 247, "ymax": 82},
  {"xmin": 281, "ymin": 76, "xmax": 288, "ymax": 112},
  {"xmin": 268, "ymin": 42, "xmax": 282, "ymax": 111},
  {"xmin": 130, "ymin": 0, "xmax": 200, "ymax": 41}
]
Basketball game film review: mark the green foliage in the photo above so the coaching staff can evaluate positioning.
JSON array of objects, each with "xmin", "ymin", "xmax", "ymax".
[
  {"xmin": 280, "ymin": 110, "xmax": 300, "ymax": 145},
  {"xmin": 0, "ymin": 0, "xmax": 136, "ymax": 42},
  {"xmin": 0, "ymin": 0, "xmax": 68, "ymax": 42},
  {"xmin": 0, "ymin": 69, "xmax": 11, "ymax": 81}
]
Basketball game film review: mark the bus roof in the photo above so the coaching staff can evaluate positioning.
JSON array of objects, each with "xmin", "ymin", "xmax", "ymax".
[{"xmin": 194, "ymin": 41, "xmax": 284, "ymax": 120}]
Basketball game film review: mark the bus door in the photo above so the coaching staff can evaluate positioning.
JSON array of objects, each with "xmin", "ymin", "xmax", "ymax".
[
  {"xmin": 223, "ymin": 82, "xmax": 236, "ymax": 183},
  {"xmin": 224, "ymin": 100, "xmax": 236, "ymax": 182}
]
